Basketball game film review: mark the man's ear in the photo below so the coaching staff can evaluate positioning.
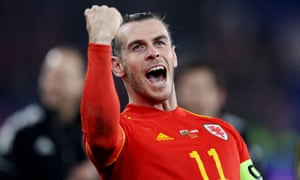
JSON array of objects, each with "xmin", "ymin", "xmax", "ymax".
[
  {"xmin": 112, "ymin": 56, "xmax": 125, "ymax": 77},
  {"xmin": 172, "ymin": 45, "xmax": 178, "ymax": 68}
]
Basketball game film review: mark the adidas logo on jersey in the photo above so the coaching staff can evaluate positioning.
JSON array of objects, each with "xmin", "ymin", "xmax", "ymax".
[{"xmin": 156, "ymin": 132, "xmax": 174, "ymax": 141}]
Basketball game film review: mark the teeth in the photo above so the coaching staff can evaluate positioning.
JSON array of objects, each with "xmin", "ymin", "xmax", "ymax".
[{"xmin": 148, "ymin": 66, "xmax": 164, "ymax": 73}]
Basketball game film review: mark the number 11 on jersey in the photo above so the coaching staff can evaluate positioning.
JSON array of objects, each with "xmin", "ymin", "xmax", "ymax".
[{"xmin": 189, "ymin": 148, "xmax": 228, "ymax": 180}]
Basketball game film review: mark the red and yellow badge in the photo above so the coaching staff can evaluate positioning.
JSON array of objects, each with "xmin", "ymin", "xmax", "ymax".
[{"xmin": 203, "ymin": 124, "xmax": 228, "ymax": 141}]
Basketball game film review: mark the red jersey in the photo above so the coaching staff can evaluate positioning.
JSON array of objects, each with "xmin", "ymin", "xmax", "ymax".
[{"xmin": 81, "ymin": 44, "xmax": 262, "ymax": 180}]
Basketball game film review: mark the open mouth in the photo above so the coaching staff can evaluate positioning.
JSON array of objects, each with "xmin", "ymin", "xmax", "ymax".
[{"xmin": 145, "ymin": 65, "xmax": 167, "ymax": 84}]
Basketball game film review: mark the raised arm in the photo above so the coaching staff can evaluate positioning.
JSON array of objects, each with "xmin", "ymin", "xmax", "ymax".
[{"xmin": 80, "ymin": 5, "xmax": 124, "ymax": 166}]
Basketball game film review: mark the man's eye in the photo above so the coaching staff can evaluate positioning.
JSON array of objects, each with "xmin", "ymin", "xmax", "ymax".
[
  {"xmin": 133, "ymin": 44, "xmax": 144, "ymax": 51},
  {"xmin": 155, "ymin": 41, "xmax": 166, "ymax": 46}
]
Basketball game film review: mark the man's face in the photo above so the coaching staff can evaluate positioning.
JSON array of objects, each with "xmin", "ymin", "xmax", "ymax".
[
  {"xmin": 39, "ymin": 50, "xmax": 83, "ymax": 111},
  {"xmin": 115, "ymin": 19, "xmax": 177, "ymax": 103}
]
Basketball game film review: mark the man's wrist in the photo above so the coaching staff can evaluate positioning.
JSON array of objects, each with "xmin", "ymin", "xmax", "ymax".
[
  {"xmin": 89, "ymin": 32, "xmax": 114, "ymax": 45},
  {"xmin": 89, "ymin": 38, "xmax": 111, "ymax": 45}
]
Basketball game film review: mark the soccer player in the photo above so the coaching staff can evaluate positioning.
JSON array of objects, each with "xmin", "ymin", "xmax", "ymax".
[{"xmin": 81, "ymin": 5, "xmax": 263, "ymax": 180}]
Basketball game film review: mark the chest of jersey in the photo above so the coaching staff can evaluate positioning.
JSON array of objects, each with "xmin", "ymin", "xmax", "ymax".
[{"xmin": 114, "ymin": 111, "xmax": 241, "ymax": 180}]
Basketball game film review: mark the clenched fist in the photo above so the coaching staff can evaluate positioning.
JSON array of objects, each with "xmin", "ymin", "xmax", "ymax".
[{"xmin": 84, "ymin": 5, "xmax": 123, "ymax": 44}]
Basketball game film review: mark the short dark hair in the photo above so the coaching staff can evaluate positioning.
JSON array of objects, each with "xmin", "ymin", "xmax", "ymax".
[{"xmin": 112, "ymin": 12, "xmax": 171, "ymax": 58}]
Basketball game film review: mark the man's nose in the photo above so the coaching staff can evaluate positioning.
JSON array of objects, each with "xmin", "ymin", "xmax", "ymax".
[{"xmin": 147, "ymin": 46, "xmax": 160, "ymax": 60}]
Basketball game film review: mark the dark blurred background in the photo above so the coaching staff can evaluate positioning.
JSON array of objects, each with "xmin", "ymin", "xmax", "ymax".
[{"xmin": 1, "ymin": 0, "xmax": 300, "ymax": 179}]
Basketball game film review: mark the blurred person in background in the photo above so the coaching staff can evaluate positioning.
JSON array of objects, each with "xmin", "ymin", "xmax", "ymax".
[
  {"xmin": 175, "ymin": 60, "xmax": 265, "ymax": 175},
  {"xmin": 0, "ymin": 46, "xmax": 99, "ymax": 180},
  {"xmin": 175, "ymin": 61, "xmax": 246, "ymax": 136}
]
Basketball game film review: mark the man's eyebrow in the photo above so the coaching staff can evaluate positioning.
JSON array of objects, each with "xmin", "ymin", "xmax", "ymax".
[
  {"xmin": 126, "ymin": 35, "xmax": 170, "ymax": 49},
  {"xmin": 154, "ymin": 35, "xmax": 169, "ymax": 42}
]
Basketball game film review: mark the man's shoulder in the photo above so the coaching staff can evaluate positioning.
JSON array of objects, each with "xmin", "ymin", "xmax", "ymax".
[
  {"xmin": 3, "ymin": 103, "xmax": 44, "ymax": 126},
  {"xmin": 178, "ymin": 107, "xmax": 238, "ymax": 132},
  {"xmin": 0, "ymin": 103, "xmax": 45, "ymax": 154}
]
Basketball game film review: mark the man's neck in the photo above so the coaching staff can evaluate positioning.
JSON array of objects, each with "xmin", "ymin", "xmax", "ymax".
[{"xmin": 128, "ymin": 91, "xmax": 178, "ymax": 112}]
